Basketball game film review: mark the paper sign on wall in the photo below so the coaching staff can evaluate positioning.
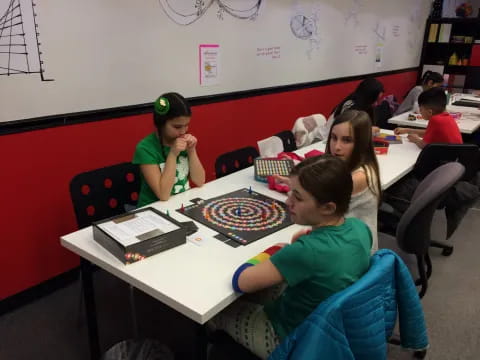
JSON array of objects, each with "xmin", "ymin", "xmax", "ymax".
[{"xmin": 199, "ymin": 44, "xmax": 220, "ymax": 86}]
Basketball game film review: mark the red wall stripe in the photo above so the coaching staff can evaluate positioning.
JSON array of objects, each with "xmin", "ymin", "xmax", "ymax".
[{"xmin": 0, "ymin": 70, "xmax": 417, "ymax": 299}]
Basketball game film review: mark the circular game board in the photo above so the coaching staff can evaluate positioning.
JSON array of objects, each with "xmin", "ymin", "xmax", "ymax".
[{"xmin": 202, "ymin": 197, "xmax": 287, "ymax": 232}]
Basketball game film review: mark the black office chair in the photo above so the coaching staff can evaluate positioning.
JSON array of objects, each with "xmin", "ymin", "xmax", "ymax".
[
  {"xmin": 70, "ymin": 162, "xmax": 141, "ymax": 229},
  {"xmin": 274, "ymin": 130, "xmax": 297, "ymax": 152},
  {"xmin": 379, "ymin": 162, "xmax": 465, "ymax": 298},
  {"xmin": 70, "ymin": 162, "xmax": 168, "ymax": 359},
  {"xmin": 413, "ymin": 143, "xmax": 479, "ymax": 182},
  {"xmin": 374, "ymin": 99, "xmax": 396, "ymax": 130},
  {"xmin": 215, "ymin": 146, "xmax": 259, "ymax": 178}
]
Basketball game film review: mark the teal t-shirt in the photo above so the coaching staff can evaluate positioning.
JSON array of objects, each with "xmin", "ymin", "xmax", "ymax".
[
  {"xmin": 264, "ymin": 217, "xmax": 372, "ymax": 340},
  {"xmin": 132, "ymin": 133, "xmax": 189, "ymax": 207}
]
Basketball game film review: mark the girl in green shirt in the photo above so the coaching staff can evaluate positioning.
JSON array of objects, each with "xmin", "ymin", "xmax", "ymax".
[
  {"xmin": 133, "ymin": 92, "xmax": 205, "ymax": 206},
  {"xmin": 210, "ymin": 155, "xmax": 372, "ymax": 359}
]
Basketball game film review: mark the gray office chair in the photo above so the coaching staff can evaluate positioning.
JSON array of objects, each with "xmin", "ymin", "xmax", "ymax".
[
  {"xmin": 379, "ymin": 162, "xmax": 465, "ymax": 298},
  {"xmin": 381, "ymin": 143, "xmax": 479, "ymax": 256},
  {"xmin": 414, "ymin": 143, "xmax": 480, "ymax": 255}
]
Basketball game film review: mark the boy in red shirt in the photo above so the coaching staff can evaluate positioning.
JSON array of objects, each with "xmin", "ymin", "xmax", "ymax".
[{"xmin": 394, "ymin": 87, "xmax": 463, "ymax": 148}]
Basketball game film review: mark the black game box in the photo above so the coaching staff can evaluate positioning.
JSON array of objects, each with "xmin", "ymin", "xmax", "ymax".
[{"xmin": 92, "ymin": 207, "xmax": 186, "ymax": 264}]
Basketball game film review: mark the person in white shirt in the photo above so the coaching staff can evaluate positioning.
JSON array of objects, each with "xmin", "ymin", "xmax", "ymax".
[{"xmin": 394, "ymin": 71, "xmax": 444, "ymax": 115}]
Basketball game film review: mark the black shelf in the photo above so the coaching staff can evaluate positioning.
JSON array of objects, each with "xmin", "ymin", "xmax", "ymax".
[
  {"xmin": 429, "ymin": 17, "xmax": 480, "ymax": 24},
  {"xmin": 426, "ymin": 42, "xmax": 473, "ymax": 46},
  {"xmin": 419, "ymin": 17, "xmax": 480, "ymax": 89},
  {"xmin": 445, "ymin": 65, "xmax": 469, "ymax": 74},
  {"xmin": 446, "ymin": 65, "xmax": 478, "ymax": 68}
]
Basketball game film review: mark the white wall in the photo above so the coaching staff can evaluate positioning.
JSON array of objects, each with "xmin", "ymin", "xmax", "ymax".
[{"xmin": 0, "ymin": 0, "xmax": 431, "ymax": 122}]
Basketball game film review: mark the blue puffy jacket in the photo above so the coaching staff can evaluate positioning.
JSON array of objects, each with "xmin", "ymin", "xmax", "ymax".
[{"xmin": 269, "ymin": 249, "xmax": 429, "ymax": 360}]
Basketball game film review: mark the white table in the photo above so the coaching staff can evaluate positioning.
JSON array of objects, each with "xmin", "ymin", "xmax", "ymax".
[
  {"xmin": 297, "ymin": 136, "xmax": 421, "ymax": 190},
  {"xmin": 388, "ymin": 105, "xmax": 480, "ymax": 134},
  {"xmin": 388, "ymin": 92, "xmax": 480, "ymax": 134},
  {"xmin": 60, "ymin": 131, "xmax": 420, "ymax": 359},
  {"xmin": 451, "ymin": 93, "xmax": 480, "ymax": 104},
  {"xmin": 388, "ymin": 94, "xmax": 480, "ymax": 134}
]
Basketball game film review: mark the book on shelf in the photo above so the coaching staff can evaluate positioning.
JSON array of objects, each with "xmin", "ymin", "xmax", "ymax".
[
  {"xmin": 428, "ymin": 23, "xmax": 439, "ymax": 43},
  {"xmin": 438, "ymin": 23, "xmax": 452, "ymax": 43}
]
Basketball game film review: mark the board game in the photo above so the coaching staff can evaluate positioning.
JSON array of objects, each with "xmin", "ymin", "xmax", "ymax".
[
  {"xmin": 178, "ymin": 188, "xmax": 293, "ymax": 245},
  {"xmin": 374, "ymin": 133, "xmax": 403, "ymax": 144}
]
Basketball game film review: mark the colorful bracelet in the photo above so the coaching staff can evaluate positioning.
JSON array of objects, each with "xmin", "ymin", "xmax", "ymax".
[{"xmin": 231, "ymin": 245, "xmax": 282, "ymax": 293}]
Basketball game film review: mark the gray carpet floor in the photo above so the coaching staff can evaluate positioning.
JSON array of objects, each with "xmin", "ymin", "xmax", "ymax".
[{"xmin": 1, "ymin": 206, "xmax": 479, "ymax": 360}]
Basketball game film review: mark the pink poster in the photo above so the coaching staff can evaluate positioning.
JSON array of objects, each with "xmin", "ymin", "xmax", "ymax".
[{"xmin": 199, "ymin": 44, "xmax": 220, "ymax": 86}]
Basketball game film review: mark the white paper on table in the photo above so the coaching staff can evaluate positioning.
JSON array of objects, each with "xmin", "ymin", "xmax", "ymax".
[
  {"xmin": 100, "ymin": 222, "xmax": 133, "ymax": 244},
  {"xmin": 187, "ymin": 231, "xmax": 213, "ymax": 247},
  {"xmin": 98, "ymin": 210, "xmax": 179, "ymax": 247}
]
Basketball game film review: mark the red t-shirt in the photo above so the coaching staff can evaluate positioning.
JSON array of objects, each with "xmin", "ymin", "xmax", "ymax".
[{"xmin": 423, "ymin": 112, "xmax": 463, "ymax": 144}]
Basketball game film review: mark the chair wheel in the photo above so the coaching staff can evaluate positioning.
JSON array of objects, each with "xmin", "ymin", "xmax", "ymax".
[
  {"xmin": 442, "ymin": 247, "xmax": 454, "ymax": 256},
  {"xmin": 413, "ymin": 349, "xmax": 427, "ymax": 359}
]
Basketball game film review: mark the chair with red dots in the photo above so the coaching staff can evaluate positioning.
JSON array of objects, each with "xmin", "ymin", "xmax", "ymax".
[
  {"xmin": 274, "ymin": 130, "xmax": 297, "ymax": 152},
  {"xmin": 69, "ymin": 162, "xmax": 141, "ymax": 229},
  {"xmin": 69, "ymin": 161, "xmax": 145, "ymax": 357},
  {"xmin": 215, "ymin": 146, "xmax": 259, "ymax": 179}
]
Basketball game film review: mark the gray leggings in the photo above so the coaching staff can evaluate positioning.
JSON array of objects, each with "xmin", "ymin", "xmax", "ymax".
[{"xmin": 209, "ymin": 285, "xmax": 285, "ymax": 359}]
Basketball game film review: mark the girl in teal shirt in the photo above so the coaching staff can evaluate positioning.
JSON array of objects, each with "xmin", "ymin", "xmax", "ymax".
[{"xmin": 210, "ymin": 155, "xmax": 372, "ymax": 359}]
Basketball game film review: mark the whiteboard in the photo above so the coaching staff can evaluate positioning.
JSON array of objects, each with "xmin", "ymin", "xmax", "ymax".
[{"xmin": 0, "ymin": 0, "xmax": 431, "ymax": 123}]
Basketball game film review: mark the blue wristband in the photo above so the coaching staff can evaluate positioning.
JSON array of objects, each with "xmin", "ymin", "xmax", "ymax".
[{"xmin": 232, "ymin": 263, "xmax": 253, "ymax": 293}]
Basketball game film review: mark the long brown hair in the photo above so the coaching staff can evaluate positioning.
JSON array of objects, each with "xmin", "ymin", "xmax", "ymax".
[{"xmin": 325, "ymin": 110, "xmax": 381, "ymax": 204}]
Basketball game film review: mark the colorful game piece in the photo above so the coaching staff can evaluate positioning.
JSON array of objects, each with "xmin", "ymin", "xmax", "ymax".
[
  {"xmin": 180, "ymin": 203, "xmax": 184, "ymax": 213},
  {"xmin": 271, "ymin": 201, "xmax": 276, "ymax": 210},
  {"xmin": 236, "ymin": 207, "xmax": 241, "ymax": 216},
  {"xmin": 249, "ymin": 186, "xmax": 252, "ymax": 195},
  {"xmin": 166, "ymin": 210, "xmax": 170, "ymax": 217}
]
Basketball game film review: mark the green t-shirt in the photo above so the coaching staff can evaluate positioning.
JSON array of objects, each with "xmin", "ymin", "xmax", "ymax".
[
  {"xmin": 264, "ymin": 217, "xmax": 372, "ymax": 340},
  {"xmin": 132, "ymin": 133, "xmax": 190, "ymax": 207}
]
